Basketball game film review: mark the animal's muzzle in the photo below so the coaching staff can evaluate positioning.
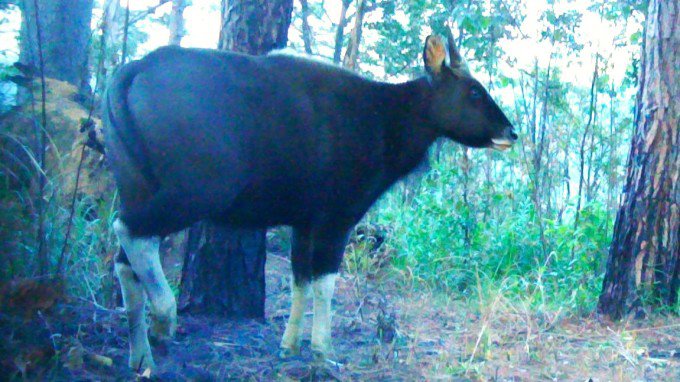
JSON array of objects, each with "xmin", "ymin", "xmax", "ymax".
[{"xmin": 491, "ymin": 126, "xmax": 518, "ymax": 151}]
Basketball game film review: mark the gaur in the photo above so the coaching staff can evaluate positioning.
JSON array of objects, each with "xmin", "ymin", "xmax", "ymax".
[{"xmin": 104, "ymin": 31, "xmax": 517, "ymax": 369}]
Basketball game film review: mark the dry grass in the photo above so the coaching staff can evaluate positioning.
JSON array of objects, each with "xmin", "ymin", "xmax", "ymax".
[
  {"xmin": 391, "ymin": 287, "xmax": 679, "ymax": 381},
  {"xmin": 1, "ymin": 253, "xmax": 677, "ymax": 381}
]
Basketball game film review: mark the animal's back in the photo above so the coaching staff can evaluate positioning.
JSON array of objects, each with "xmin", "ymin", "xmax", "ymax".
[{"xmin": 105, "ymin": 46, "xmax": 390, "ymax": 234}]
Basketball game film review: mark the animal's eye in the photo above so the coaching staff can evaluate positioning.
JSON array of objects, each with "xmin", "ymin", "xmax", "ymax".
[{"xmin": 470, "ymin": 88, "xmax": 483, "ymax": 101}]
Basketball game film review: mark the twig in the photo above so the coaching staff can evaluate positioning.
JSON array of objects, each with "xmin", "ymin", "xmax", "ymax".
[
  {"xmin": 77, "ymin": 296, "xmax": 118, "ymax": 313},
  {"xmin": 37, "ymin": 310, "xmax": 60, "ymax": 352},
  {"xmin": 57, "ymin": 14, "xmax": 109, "ymax": 276},
  {"xmin": 128, "ymin": 0, "xmax": 172, "ymax": 26},
  {"xmin": 626, "ymin": 324, "xmax": 680, "ymax": 333},
  {"xmin": 606, "ymin": 327, "xmax": 638, "ymax": 367},
  {"xmin": 57, "ymin": 144, "xmax": 86, "ymax": 274},
  {"xmin": 32, "ymin": 0, "xmax": 49, "ymax": 275}
]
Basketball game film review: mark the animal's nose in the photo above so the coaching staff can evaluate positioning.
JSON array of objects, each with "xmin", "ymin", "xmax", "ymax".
[{"xmin": 506, "ymin": 126, "xmax": 518, "ymax": 141}]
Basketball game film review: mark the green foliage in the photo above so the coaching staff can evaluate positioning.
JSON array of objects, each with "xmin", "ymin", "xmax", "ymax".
[
  {"xmin": 0, "ymin": 155, "xmax": 117, "ymax": 305},
  {"xmin": 355, "ymin": 0, "xmax": 640, "ymax": 312},
  {"xmin": 343, "ymin": 0, "xmax": 641, "ymax": 314},
  {"xmin": 0, "ymin": 0, "xmax": 166, "ymax": 306},
  {"xmin": 366, "ymin": 154, "xmax": 613, "ymax": 314},
  {"xmin": 369, "ymin": 0, "xmax": 431, "ymax": 78},
  {"xmin": 60, "ymin": 194, "xmax": 118, "ymax": 305},
  {"xmin": 2, "ymin": 0, "xmax": 650, "ymax": 318}
]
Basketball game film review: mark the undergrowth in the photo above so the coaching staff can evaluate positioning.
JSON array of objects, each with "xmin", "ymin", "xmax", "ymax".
[
  {"xmin": 0, "ymin": 170, "xmax": 118, "ymax": 306},
  {"xmin": 347, "ymin": 147, "xmax": 614, "ymax": 316}
]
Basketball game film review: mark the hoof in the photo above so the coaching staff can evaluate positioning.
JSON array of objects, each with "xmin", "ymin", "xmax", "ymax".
[
  {"xmin": 150, "ymin": 310, "xmax": 177, "ymax": 341},
  {"xmin": 279, "ymin": 345, "xmax": 300, "ymax": 359},
  {"xmin": 311, "ymin": 345, "xmax": 333, "ymax": 363},
  {"xmin": 129, "ymin": 350, "xmax": 155, "ymax": 372}
]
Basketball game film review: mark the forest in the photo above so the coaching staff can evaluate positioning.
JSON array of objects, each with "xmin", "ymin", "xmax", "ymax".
[{"xmin": 0, "ymin": 0, "xmax": 678, "ymax": 380}]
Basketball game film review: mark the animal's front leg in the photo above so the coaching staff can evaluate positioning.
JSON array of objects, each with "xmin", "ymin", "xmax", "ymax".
[{"xmin": 311, "ymin": 273, "xmax": 337, "ymax": 360}]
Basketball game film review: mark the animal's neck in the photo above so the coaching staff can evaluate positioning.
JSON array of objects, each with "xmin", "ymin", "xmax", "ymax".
[{"xmin": 379, "ymin": 77, "xmax": 438, "ymax": 179}]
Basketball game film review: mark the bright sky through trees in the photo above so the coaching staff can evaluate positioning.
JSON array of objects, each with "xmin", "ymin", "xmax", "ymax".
[{"xmin": 0, "ymin": 0, "xmax": 642, "ymax": 89}]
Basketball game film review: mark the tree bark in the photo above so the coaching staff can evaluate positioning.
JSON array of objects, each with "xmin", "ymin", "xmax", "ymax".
[
  {"xmin": 168, "ymin": 0, "xmax": 187, "ymax": 46},
  {"xmin": 218, "ymin": 0, "xmax": 293, "ymax": 54},
  {"xmin": 342, "ymin": 0, "xmax": 367, "ymax": 70},
  {"xmin": 20, "ymin": 0, "xmax": 94, "ymax": 95},
  {"xmin": 299, "ymin": 0, "xmax": 313, "ymax": 54},
  {"xmin": 101, "ymin": 0, "xmax": 124, "ymax": 76},
  {"xmin": 179, "ymin": 0, "xmax": 293, "ymax": 319},
  {"xmin": 333, "ymin": 0, "xmax": 351, "ymax": 64},
  {"xmin": 179, "ymin": 226, "xmax": 267, "ymax": 317},
  {"xmin": 598, "ymin": 0, "xmax": 679, "ymax": 319}
]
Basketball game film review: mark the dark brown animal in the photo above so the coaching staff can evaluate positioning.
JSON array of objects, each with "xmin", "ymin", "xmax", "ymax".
[{"xmin": 104, "ymin": 32, "xmax": 516, "ymax": 370}]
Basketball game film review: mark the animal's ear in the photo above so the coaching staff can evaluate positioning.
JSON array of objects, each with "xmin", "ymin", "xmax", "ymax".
[
  {"xmin": 445, "ymin": 28, "xmax": 464, "ymax": 71},
  {"xmin": 423, "ymin": 35, "xmax": 446, "ymax": 77}
]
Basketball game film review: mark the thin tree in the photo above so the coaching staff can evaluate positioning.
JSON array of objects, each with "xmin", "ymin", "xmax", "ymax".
[
  {"xmin": 19, "ymin": 0, "xmax": 94, "ymax": 274},
  {"xmin": 598, "ymin": 0, "xmax": 679, "ymax": 319},
  {"xmin": 299, "ymin": 0, "xmax": 313, "ymax": 54},
  {"xmin": 574, "ymin": 53, "xmax": 599, "ymax": 229},
  {"xmin": 168, "ymin": 0, "xmax": 187, "ymax": 46},
  {"xmin": 342, "ymin": 0, "xmax": 366, "ymax": 70},
  {"xmin": 333, "ymin": 0, "xmax": 351, "ymax": 63}
]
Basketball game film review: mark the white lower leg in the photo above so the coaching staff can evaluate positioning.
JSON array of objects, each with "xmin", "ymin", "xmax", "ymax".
[
  {"xmin": 115, "ymin": 262, "xmax": 154, "ymax": 370},
  {"xmin": 311, "ymin": 273, "xmax": 337, "ymax": 358},
  {"xmin": 280, "ymin": 281, "xmax": 310, "ymax": 356},
  {"xmin": 114, "ymin": 219, "xmax": 177, "ymax": 339}
]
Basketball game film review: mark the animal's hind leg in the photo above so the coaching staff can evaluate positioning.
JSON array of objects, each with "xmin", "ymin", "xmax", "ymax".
[
  {"xmin": 114, "ymin": 219, "xmax": 177, "ymax": 341},
  {"xmin": 115, "ymin": 249, "xmax": 154, "ymax": 370}
]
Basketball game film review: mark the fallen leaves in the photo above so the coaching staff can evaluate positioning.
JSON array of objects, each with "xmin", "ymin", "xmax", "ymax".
[{"xmin": 0, "ymin": 276, "xmax": 65, "ymax": 319}]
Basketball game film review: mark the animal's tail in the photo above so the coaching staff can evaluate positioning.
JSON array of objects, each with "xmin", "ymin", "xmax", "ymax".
[{"xmin": 104, "ymin": 60, "xmax": 160, "ymax": 192}]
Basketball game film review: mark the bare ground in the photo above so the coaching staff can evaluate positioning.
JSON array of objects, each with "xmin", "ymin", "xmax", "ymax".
[{"xmin": 1, "ymin": 253, "xmax": 678, "ymax": 381}]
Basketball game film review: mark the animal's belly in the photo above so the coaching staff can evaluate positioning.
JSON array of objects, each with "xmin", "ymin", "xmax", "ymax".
[
  {"xmin": 212, "ymin": 182, "xmax": 313, "ymax": 228},
  {"xmin": 211, "ymin": 176, "xmax": 383, "ymax": 230}
]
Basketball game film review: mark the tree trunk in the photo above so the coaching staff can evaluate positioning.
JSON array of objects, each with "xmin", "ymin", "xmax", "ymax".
[
  {"xmin": 342, "ymin": 0, "xmax": 367, "ymax": 70},
  {"xmin": 179, "ymin": 0, "xmax": 293, "ymax": 319},
  {"xmin": 19, "ymin": 0, "xmax": 94, "ymax": 95},
  {"xmin": 217, "ymin": 0, "xmax": 293, "ymax": 54},
  {"xmin": 19, "ymin": 0, "xmax": 94, "ymax": 274},
  {"xmin": 598, "ymin": 0, "xmax": 679, "ymax": 319},
  {"xmin": 299, "ymin": 0, "xmax": 313, "ymax": 54},
  {"xmin": 575, "ymin": 54, "xmax": 599, "ymax": 229},
  {"xmin": 179, "ymin": 226, "xmax": 267, "ymax": 316},
  {"xmin": 168, "ymin": 0, "xmax": 187, "ymax": 46},
  {"xmin": 102, "ymin": 0, "xmax": 124, "ymax": 73},
  {"xmin": 333, "ymin": 0, "xmax": 351, "ymax": 64}
]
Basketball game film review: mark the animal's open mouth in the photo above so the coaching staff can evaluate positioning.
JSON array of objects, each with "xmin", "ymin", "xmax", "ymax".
[{"xmin": 491, "ymin": 138, "xmax": 514, "ymax": 151}]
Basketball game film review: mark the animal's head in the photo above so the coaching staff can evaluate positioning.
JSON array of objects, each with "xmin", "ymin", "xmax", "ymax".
[{"xmin": 423, "ymin": 31, "xmax": 517, "ymax": 150}]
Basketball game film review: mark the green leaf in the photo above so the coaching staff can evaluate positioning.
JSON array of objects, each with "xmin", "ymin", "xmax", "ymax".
[{"xmin": 629, "ymin": 31, "xmax": 642, "ymax": 45}]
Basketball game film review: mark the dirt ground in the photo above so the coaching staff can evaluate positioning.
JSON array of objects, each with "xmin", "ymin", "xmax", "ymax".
[{"xmin": 1, "ymin": 253, "xmax": 678, "ymax": 381}]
